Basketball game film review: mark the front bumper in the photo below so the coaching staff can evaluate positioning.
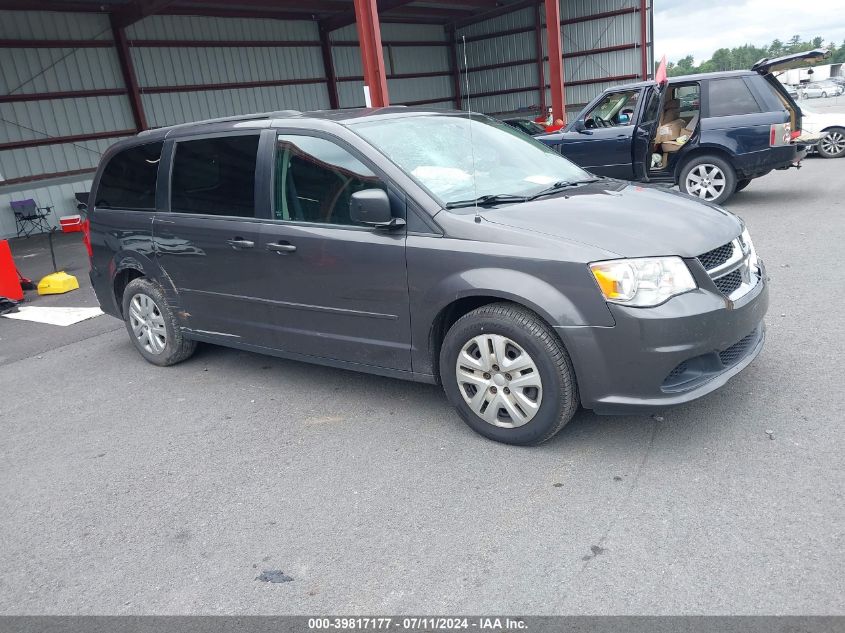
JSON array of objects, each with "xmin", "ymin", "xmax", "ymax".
[{"xmin": 557, "ymin": 261, "xmax": 768, "ymax": 414}]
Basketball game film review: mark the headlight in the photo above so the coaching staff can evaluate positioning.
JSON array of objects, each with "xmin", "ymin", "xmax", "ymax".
[{"xmin": 589, "ymin": 257, "xmax": 696, "ymax": 307}]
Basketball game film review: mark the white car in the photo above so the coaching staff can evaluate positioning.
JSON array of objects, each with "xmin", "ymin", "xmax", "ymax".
[
  {"xmin": 798, "ymin": 82, "xmax": 844, "ymax": 99},
  {"xmin": 798, "ymin": 105, "xmax": 845, "ymax": 158}
]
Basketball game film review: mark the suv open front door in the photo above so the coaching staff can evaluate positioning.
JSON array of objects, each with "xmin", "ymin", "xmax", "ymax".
[{"xmin": 632, "ymin": 83, "xmax": 667, "ymax": 181}]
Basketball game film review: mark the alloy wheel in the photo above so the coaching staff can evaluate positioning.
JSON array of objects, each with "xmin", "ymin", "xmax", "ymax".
[
  {"xmin": 685, "ymin": 163, "xmax": 726, "ymax": 201},
  {"xmin": 455, "ymin": 334, "xmax": 543, "ymax": 428},
  {"xmin": 129, "ymin": 293, "xmax": 167, "ymax": 354},
  {"xmin": 820, "ymin": 131, "xmax": 845, "ymax": 156}
]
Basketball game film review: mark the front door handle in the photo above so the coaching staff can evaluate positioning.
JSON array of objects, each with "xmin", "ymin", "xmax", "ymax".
[
  {"xmin": 226, "ymin": 238, "xmax": 254, "ymax": 249},
  {"xmin": 267, "ymin": 242, "xmax": 297, "ymax": 253}
]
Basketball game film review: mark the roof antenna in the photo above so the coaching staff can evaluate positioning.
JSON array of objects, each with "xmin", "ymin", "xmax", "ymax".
[{"xmin": 461, "ymin": 34, "xmax": 481, "ymax": 224}]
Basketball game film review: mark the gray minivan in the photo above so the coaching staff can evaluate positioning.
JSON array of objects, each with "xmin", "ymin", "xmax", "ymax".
[{"xmin": 88, "ymin": 108, "xmax": 768, "ymax": 445}]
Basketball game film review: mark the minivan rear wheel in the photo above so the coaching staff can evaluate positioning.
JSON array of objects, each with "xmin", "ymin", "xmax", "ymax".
[
  {"xmin": 122, "ymin": 277, "xmax": 197, "ymax": 366},
  {"xmin": 679, "ymin": 155, "xmax": 737, "ymax": 205},
  {"xmin": 439, "ymin": 302, "xmax": 578, "ymax": 445}
]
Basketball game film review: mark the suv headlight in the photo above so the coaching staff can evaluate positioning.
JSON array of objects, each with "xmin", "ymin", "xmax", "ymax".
[{"xmin": 589, "ymin": 257, "xmax": 696, "ymax": 307}]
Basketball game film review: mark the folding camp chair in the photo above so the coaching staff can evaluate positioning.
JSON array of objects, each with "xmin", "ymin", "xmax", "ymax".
[{"xmin": 10, "ymin": 199, "xmax": 52, "ymax": 238}]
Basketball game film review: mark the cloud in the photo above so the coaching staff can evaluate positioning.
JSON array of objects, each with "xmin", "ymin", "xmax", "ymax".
[{"xmin": 654, "ymin": 0, "xmax": 845, "ymax": 63}]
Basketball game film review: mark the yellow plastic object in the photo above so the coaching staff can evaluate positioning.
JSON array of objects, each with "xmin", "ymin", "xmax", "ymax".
[{"xmin": 37, "ymin": 271, "xmax": 79, "ymax": 295}]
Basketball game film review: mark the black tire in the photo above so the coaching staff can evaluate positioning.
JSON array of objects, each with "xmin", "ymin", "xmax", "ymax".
[
  {"xmin": 678, "ymin": 154, "xmax": 737, "ymax": 205},
  {"xmin": 821, "ymin": 92, "xmax": 828, "ymax": 98},
  {"xmin": 439, "ymin": 302, "xmax": 579, "ymax": 446},
  {"xmin": 122, "ymin": 277, "xmax": 196, "ymax": 367},
  {"xmin": 735, "ymin": 178, "xmax": 752, "ymax": 192},
  {"xmin": 817, "ymin": 127, "xmax": 845, "ymax": 158}
]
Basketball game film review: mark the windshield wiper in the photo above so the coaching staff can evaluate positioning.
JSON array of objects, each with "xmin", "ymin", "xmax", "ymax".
[
  {"xmin": 527, "ymin": 178, "xmax": 601, "ymax": 201},
  {"xmin": 445, "ymin": 193, "xmax": 530, "ymax": 209}
]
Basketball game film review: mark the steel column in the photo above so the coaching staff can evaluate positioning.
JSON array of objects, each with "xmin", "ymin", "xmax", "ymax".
[
  {"xmin": 534, "ymin": 1, "xmax": 545, "ymax": 110},
  {"xmin": 447, "ymin": 28, "xmax": 463, "ymax": 110},
  {"xmin": 544, "ymin": 0, "xmax": 565, "ymax": 122},
  {"xmin": 353, "ymin": 0, "xmax": 390, "ymax": 107},
  {"xmin": 639, "ymin": 0, "xmax": 649, "ymax": 79},
  {"xmin": 110, "ymin": 15, "xmax": 147, "ymax": 131},
  {"xmin": 319, "ymin": 26, "xmax": 340, "ymax": 109}
]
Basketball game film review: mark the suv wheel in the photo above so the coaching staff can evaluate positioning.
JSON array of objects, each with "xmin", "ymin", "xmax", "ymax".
[
  {"xmin": 679, "ymin": 155, "xmax": 737, "ymax": 205},
  {"xmin": 818, "ymin": 128, "xmax": 845, "ymax": 158},
  {"xmin": 821, "ymin": 91, "xmax": 828, "ymax": 98},
  {"xmin": 122, "ymin": 277, "xmax": 197, "ymax": 366},
  {"xmin": 439, "ymin": 302, "xmax": 578, "ymax": 445}
]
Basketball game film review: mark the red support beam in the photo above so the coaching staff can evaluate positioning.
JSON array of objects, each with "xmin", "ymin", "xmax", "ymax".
[
  {"xmin": 639, "ymin": 0, "xmax": 649, "ymax": 79},
  {"xmin": 139, "ymin": 77, "xmax": 327, "ymax": 94},
  {"xmin": 545, "ymin": 0, "xmax": 565, "ymax": 122},
  {"xmin": 0, "ymin": 88, "xmax": 127, "ymax": 103},
  {"xmin": 353, "ymin": 0, "xmax": 390, "ymax": 107},
  {"xmin": 534, "ymin": 0, "xmax": 545, "ymax": 110},
  {"xmin": 447, "ymin": 28, "xmax": 463, "ymax": 110},
  {"xmin": 0, "ymin": 167, "xmax": 97, "ymax": 187},
  {"xmin": 319, "ymin": 26, "xmax": 340, "ymax": 110},
  {"xmin": 110, "ymin": 15, "xmax": 147, "ymax": 131},
  {"xmin": 0, "ymin": 130, "xmax": 136, "ymax": 151}
]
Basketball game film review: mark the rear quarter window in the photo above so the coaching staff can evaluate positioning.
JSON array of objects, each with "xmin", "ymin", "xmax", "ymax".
[
  {"xmin": 95, "ymin": 142, "xmax": 162, "ymax": 210},
  {"xmin": 707, "ymin": 78, "xmax": 762, "ymax": 117}
]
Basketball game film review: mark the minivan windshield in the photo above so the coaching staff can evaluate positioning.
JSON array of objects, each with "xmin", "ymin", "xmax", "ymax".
[{"xmin": 351, "ymin": 114, "xmax": 592, "ymax": 208}]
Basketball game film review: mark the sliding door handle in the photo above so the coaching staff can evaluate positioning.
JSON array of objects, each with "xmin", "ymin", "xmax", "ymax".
[
  {"xmin": 267, "ymin": 242, "xmax": 297, "ymax": 253},
  {"xmin": 226, "ymin": 238, "xmax": 254, "ymax": 249}
]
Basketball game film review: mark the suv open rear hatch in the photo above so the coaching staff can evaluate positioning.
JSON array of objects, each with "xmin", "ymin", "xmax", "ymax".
[
  {"xmin": 752, "ymin": 48, "xmax": 831, "ymax": 146},
  {"xmin": 751, "ymin": 48, "xmax": 830, "ymax": 74}
]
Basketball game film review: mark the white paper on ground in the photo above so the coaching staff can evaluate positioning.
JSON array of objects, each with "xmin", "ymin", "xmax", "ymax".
[{"xmin": 1, "ymin": 306, "xmax": 104, "ymax": 327}]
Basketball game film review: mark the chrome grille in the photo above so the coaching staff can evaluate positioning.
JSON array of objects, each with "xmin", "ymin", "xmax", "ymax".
[
  {"xmin": 696, "ymin": 235, "xmax": 759, "ymax": 300},
  {"xmin": 697, "ymin": 242, "xmax": 734, "ymax": 270},
  {"xmin": 714, "ymin": 269, "xmax": 742, "ymax": 295}
]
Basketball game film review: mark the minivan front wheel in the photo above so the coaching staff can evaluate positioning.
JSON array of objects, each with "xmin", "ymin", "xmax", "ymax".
[
  {"xmin": 439, "ymin": 303, "xmax": 578, "ymax": 445},
  {"xmin": 122, "ymin": 277, "xmax": 196, "ymax": 366},
  {"xmin": 679, "ymin": 155, "xmax": 737, "ymax": 205}
]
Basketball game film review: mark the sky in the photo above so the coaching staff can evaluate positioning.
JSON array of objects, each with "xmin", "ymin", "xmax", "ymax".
[{"xmin": 653, "ymin": 0, "xmax": 845, "ymax": 64}]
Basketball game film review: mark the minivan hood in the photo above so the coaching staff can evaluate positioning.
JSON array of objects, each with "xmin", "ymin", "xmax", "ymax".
[{"xmin": 479, "ymin": 180, "xmax": 743, "ymax": 259}]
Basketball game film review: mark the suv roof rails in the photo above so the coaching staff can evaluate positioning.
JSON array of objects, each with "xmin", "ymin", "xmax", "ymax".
[{"xmin": 138, "ymin": 110, "xmax": 302, "ymax": 136}]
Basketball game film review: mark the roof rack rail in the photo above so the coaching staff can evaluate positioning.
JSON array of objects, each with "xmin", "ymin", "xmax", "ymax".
[{"xmin": 138, "ymin": 110, "xmax": 301, "ymax": 136}]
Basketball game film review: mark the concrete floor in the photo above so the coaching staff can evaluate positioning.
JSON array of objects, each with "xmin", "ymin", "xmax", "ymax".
[{"xmin": 1, "ymin": 154, "xmax": 843, "ymax": 615}]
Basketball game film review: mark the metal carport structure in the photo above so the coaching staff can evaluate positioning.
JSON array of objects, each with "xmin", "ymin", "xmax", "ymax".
[{"xmin": 0, "ymin": 0, "xmax": 652, "ymax": 238}]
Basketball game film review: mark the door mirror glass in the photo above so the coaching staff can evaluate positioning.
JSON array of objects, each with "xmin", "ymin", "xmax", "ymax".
[
  {"xmin": 573, "ymin": 119, "xmax": 586, "ymax": 132},
  {"xmin": 350, "ymin": 189, "xmax": 393, "ymax": 226}
]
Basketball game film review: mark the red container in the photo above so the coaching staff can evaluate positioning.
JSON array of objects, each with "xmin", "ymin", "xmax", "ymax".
[{"xmin": 60, "ymin": 215, "xmax": 83, "ymax": 233}]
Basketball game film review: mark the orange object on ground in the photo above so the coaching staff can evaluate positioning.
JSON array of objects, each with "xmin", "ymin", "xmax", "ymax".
[{"xmin": 0, "ymin": 239, "xmax": 24, "ymax": 301}]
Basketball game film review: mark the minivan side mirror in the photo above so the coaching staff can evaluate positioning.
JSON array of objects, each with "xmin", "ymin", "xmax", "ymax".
[{"xmin": 350, "ymin": 189, "xmax": 405, "ymax": 229}]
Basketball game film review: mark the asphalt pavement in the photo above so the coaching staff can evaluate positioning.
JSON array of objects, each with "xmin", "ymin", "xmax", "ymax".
[{"xmin": 1, "ymin": 149, "xmax": 843, "ymax": 615}]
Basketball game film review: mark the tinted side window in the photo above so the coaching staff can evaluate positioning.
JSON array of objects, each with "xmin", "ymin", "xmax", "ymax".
[
  {"xmin": 707, "ymin": 78, "xmax": 761, "ymax": 117},
  {"xmin": 170, "ymin": 135, "xmax": 259, "ymax": 217},
  {"xmin": 274, "ymin": 135, "xmax": 384, "ymax": 226},
  {"xmin": 96, "ymin": 142, "xmax": 162, "ymax": 210}
]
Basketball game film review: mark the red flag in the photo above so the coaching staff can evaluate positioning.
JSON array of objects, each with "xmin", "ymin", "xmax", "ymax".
[{"xmin": 655, "ymin": 54, "xmax": 668, "ymax": 85}]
